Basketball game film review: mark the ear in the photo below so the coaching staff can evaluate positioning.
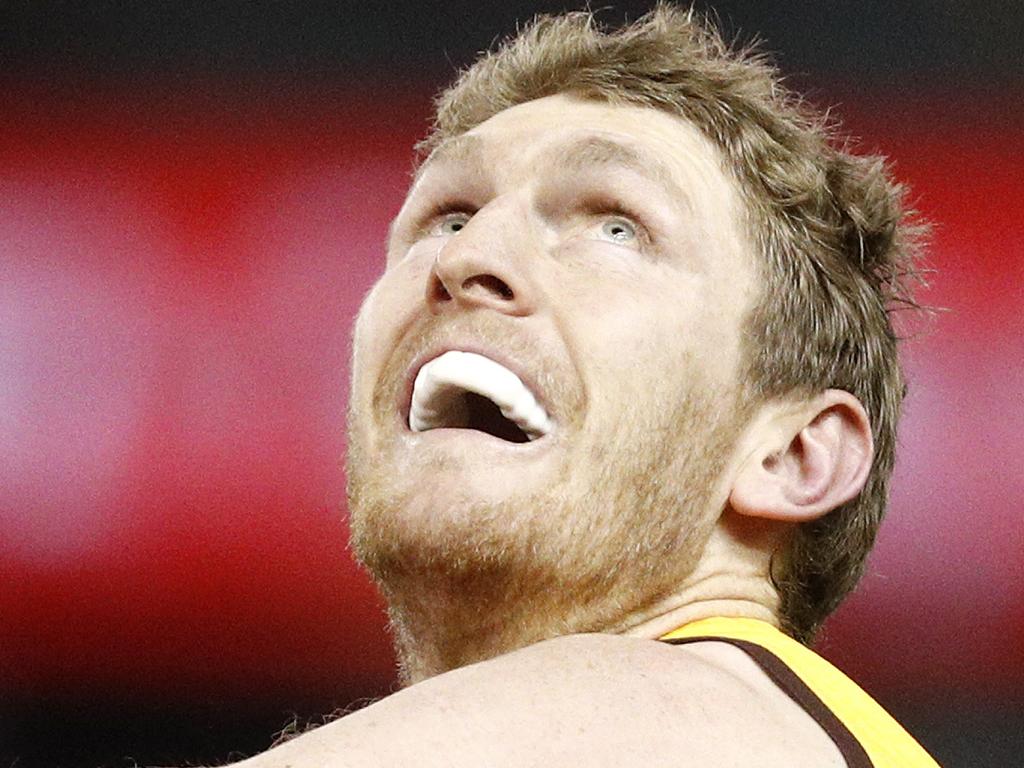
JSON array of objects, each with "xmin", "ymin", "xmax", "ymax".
[{"xmin": 729, "ymin": 390, "xmax": 874, "ymax": 523}]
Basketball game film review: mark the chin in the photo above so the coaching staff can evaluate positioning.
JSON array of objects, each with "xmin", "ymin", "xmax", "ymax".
[
  {"xmin": 345, "ymin": 382, "xmax": 744, "ymax": 648},
  {"xmin": 348, "ymin": 467, "xmax": 544, "ymax": 583},
  {"xmin": 346, "ymin": 423, "xmax": 566, "ymax": 574}
]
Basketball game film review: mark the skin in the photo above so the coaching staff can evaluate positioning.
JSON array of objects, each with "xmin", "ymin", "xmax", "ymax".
[
  {"xmin": 243, "ymin": 94, "xmax": 874, "ymax": 766},
  {"xmin": 348, "ymin": 93, "xmax": 761, "ymax": 679}
]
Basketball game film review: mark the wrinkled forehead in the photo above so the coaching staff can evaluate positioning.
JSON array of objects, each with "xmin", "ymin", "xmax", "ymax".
[
  {"xmin": 406, "ymin": 96, "xmax": 744, "ymax": 217},
  {"xmin": 417, "ymin": 130, "xmax": 662, "ymax": 174},
  {"xmin": 414, "ymin": 130, "xmax": 686, "ymax": 203}
]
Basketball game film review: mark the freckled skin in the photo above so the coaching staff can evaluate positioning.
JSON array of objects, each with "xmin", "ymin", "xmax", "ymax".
[{"xmin": 346, "ymin": 94, "xmax": 761, "ymax": 681}]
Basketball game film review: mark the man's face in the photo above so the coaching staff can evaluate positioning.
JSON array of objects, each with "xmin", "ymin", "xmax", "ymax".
[{"xmin": 347, "ymin": 94, "xmax": 758, "ymax": 638}]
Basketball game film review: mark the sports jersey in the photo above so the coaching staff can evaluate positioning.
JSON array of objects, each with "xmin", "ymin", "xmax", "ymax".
[{"xmin": 661, "ymin": 617, "xmax": 940, "ymax": 767}]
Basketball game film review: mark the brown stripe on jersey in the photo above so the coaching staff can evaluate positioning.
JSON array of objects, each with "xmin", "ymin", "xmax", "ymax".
[{"xmin": 662, "ymin": 636, "xmax": 873, "ymax": 768}]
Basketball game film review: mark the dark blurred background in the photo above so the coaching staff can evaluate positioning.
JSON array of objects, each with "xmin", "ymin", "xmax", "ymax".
[{"xmin": 1, "ymin": 2, "xmax": 1021, "ymax": 766}]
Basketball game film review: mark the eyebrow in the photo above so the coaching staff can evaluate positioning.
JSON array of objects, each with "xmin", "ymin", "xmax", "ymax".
[
  {"xmin": 390, "ymin": 132, "xmax": 690, "ymax": 250},
  {"xmin": 417, "ymin": 133, "xmax": 687, "ymax": 203},
  {"xmin": 550, "ymin": 136, "xmax": 688, "ymax": 208},
  {"xmin": 412, "ymin": 133, "xmax": 487, "ymax": 183}
]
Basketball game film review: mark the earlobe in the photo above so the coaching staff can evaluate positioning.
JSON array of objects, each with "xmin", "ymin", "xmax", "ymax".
[{"xmin": 729, "ymin": 390, "xmax": 874, "ymax": 523}]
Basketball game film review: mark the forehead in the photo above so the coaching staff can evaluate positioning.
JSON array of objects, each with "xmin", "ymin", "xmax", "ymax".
[
  {"xmin": 417, "ymin": 131, "xmax": 688, "ymax": 209},
  {"xmin": 415, "ymin": 94, "xmax": 734, "ymax": 202}
]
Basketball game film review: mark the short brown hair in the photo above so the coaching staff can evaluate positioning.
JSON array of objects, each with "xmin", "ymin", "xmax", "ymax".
[{"xmin": 415, "ymin": 3, "xmax": 927, "ymax": 642}]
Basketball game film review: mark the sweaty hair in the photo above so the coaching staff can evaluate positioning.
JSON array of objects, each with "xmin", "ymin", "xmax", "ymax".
[{"xmin": 415, "ymin": 3, "xmax": 927, "ymax": 642}]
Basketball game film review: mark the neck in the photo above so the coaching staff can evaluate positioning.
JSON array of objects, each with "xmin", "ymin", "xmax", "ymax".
[
  {"xmin": 619, "ymin": 579, "xmax": 780, "ymax": 638},
  {"xmin": 618, "ymin": 512, "xmax": 784, "ymax": 638},
  {"xmin": 385, "ymin": 512, "xmax": 786, "ymax": 685},
  {"xmin": 383, "ymin": 576, "xmax": 573, "ymax": 685}
]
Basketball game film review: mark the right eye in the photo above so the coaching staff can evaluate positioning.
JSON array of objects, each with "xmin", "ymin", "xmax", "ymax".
[
  {"xmin": 435, "ymin": 212, "xmax": 472, "ymax": 236},
  {"xmin": 598, "ymin": 217, "xmax": 638, "ymax": 245}
]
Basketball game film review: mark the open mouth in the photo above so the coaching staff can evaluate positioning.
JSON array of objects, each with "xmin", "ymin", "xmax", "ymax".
[
  {"xmin": 409, "ymin": 351, "xmax": 552, "ymax": 444},
  {"xmin": 444, "ymin": 391, "xmax": 530, "ymax": 443}
]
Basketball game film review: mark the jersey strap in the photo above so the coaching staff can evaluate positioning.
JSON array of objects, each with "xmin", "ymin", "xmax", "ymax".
[{"xmin": 660, "ymin": 617, "xmax": 940, "ymax": 768}]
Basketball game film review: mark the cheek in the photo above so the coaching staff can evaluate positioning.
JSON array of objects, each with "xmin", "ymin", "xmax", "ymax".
[
  {"xmin": 351, "ymin": 281, "xmax": 402, "ymax": 391},
  {"xmin": 350, "ymin": 258, "xmax": 435, "ymax": 406},
  {"xmin": 568, "ymin": 265, "xmax": 703, "ymax": 354},
  {"xmin": 349, "ymin": 287, "xmax": 385, "ymax": 406},
  {"xmin": 563, "ymin": 267, "xmax": 739, "ymax": 407}
]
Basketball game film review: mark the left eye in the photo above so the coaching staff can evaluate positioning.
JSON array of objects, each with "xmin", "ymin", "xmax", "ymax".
[
  {"xmin": 437, "ymin": 212, "xmax": 472, "ymax": 236},
  {"xmin": 599, "ymin": 217, "xmax": 638, "ymax": 244}
]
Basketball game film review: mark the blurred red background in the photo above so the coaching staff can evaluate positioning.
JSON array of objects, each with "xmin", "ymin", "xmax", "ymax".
[{"xmin": 1, "ymin": 3, "xmax": 1022, "ymax": 766}]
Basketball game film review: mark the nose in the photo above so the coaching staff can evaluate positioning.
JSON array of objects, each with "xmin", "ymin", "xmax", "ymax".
[{"xmin": 426, "ymin": 206, "xmax": 537, "ymax": 317}]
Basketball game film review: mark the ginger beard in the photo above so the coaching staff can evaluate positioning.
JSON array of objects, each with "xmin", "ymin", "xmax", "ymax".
[{"xmin": 346, "ymin": 312, "xmax": 748, "ymax": 681}]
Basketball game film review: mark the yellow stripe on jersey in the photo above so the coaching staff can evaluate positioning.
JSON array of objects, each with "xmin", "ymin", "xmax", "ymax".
[{"xmin": 661, "ymin": 617, "xmax": 940, "ymax": 768}]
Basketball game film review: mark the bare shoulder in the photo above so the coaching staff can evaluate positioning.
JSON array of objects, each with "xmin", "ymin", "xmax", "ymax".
[{"xmin": 242, "ymin": 633, "xmax": 844, "ymax": 767}]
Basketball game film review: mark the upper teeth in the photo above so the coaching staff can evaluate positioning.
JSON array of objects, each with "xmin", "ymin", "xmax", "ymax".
[{"xmin": 409, "ymin": 351, "xmax": 552, "ymax": 441}]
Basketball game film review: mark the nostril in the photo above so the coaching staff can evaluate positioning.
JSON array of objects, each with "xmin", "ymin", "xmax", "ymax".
[
  {"xmin": 430, "ymin": 274, "xmax": 452, "ymax": 303},
  {"xmin": 463, "ymin": 274, "xmax": 514, "ymax": 300}
]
